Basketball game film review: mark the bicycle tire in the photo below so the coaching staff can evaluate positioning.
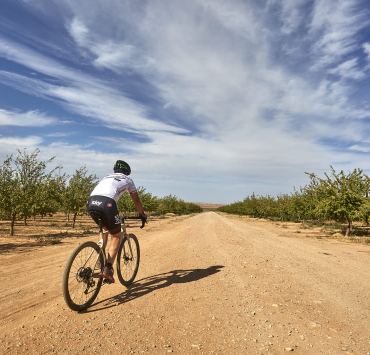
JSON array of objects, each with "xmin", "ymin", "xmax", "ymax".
[
  {"xmin": 116, "ymin": 234, "xmax": 140, "ymax": 286},
  {"xmin": 63, "ymin": 241, "xmax": 104, "ymax": 311}
]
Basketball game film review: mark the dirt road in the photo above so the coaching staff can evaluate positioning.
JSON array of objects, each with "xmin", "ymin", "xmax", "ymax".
[{"xmin": 0, "ymin": 212, "xmax": 369, "ymax": 354}]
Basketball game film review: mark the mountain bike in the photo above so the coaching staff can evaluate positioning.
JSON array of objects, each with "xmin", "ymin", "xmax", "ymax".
[{"xmin": 62, "ymin": 215, "xmax": 146, "ymax": 312}]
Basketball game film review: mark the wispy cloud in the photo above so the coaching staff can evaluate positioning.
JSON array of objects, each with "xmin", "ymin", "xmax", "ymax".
[
  {"xmin": 349, "ymin": 143, "xmax": 370, "ymax": 153},
  {"xmin": 0, "ymin": 37, "xmax": 187, "ymax": 134},
  {"xmin": 68, "ymin": 17, "xmax": 140, "ymax": 72},
  {"xmin": 309, "ymin": 0, "xmax": 369, "ymax": 68},
  {"xmin": 68, "ymin": 17, "xmax": 88, "ymax": 47},
  {"xmin": 0, "ymin": 108, "xmax": 57, "ymax": 126},
  {"xmin": 272, "ymin": 0, "xmax": 309, "ymax": 35},
  {"xmin": 0, "ymin": 36, "xmax": 90, "ymax": 83},
  {"xmin": 363, "ymin": 42, "xmax": 370, "ymax": 63},
  {"xmin": 0, "ymin": 0, "xmax": 369, "ymax": 202},
  {"xmin": 0, "ymin": 135, "xmax": 43, "ymax": 156},
  {"xmin": 328, "ymin": 58, "xmax": 366, "ymax": 80}
]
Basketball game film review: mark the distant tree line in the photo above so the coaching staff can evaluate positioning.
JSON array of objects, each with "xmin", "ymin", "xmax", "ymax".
[
  {"xmin": 0, "ymin": 149, "xmax": 202, "ymax": 236},
  {"xmin": 219, "ymin": 167, "xmax": 370, "ymax": 236}
]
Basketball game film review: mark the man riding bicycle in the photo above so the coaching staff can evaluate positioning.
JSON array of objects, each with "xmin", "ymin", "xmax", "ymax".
[{"xmin": 87, "ymin": 160, "xmax": 147, "ymax": 283}]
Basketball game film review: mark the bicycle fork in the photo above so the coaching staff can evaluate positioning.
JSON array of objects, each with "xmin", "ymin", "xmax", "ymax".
[{"xmin": 123, "ymin": 234, "xmax": 134, "ymax": 261}]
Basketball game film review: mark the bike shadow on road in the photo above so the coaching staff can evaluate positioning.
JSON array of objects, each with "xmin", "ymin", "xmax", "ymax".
[{"xmin": 84, "ymin": 265, "xmax": 224, "ymax": 313}]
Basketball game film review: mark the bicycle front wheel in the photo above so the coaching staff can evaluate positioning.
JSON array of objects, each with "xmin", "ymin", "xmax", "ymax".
[
  {"xmin": 63, "ymin": 241, "xmax": 104, "ymax": 311},
  {"xmin": 117, "ymin": 234, "xmax": 140, "ymax": 286}
]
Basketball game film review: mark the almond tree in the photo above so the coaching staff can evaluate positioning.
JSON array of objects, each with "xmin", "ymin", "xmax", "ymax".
[
  {"xmin": 359, "ymin": 174, "xmax": 370, "ymax": 225},
  {"xmin": 64, "ymin": 167, "xmax": 97, "ymax": 228},
  {"xmin": 14, "ymin": 149, "xmax": 57, "ymax": 225},
  {"xmin": 308, "ymin": 167, "xmax": 366, "ymax": 236},
  {"xmin": 117, "ymin": 190, "xmax": 136, "ymax": 215},
  {"xmin": 0, "ymin": 156, "xmax": 21, "ymax": 235},
  {"xmin": 118, "ymin": 187, "xmax": 159, "ymax": 216},
  {"xmin": 136, "ymin": 187, "xmax": 159, "ymax": 213},
  {"xmin": 35, "ymin": 174, "xmax": 67, "ymax": 218},
  {"xmin": 0, "ymin": 150, "xmax": 58, "ymax": 235}
]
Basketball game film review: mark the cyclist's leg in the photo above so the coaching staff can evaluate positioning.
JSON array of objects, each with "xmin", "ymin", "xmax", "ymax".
[
  {"xmin": 102, "ymin": 230, "xmax": 120, "ymax": 283},
  {"xmin": 103, "ymin": 199, "xmax": 122, "ymax": 265},
  {"xmin": 87, "ymin": 196, "xmax": 121, "ymax": 282},
  {"xmin": 107, "ymin": 231, "xmax": 121, "ymax": 265}
]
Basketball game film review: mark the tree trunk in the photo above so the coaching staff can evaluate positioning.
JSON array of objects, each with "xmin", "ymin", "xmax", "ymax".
[
  {"xmin": 24, "ymin": 216, "xmax": 27, "ymax": 226},
  {"xmin": 72, "ymin": 212, "xmax": 77, "ymax": 228},
  {"xmin": 10, "ymin": 214, "xmax": 16, "ymax": 236},
  {"xmin": 366, "ymin": 191, "xmax": 369, "ymax": 226},
  {"xmin": 345, "ymin": 219, "xmax": 353, "ymax": 237}
]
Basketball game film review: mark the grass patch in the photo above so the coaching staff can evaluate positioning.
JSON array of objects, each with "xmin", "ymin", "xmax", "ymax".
[
  {"xmin": 83, "ymin": 229, "xmax": 95, "ymax": 235},
  {"xmin": 35, "ymin": 237, "xmax": 62, "ymax": 245}
]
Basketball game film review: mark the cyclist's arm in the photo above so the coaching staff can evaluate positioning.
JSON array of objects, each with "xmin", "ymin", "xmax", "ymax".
[{"xmin": 130, "ymin": 191, "xmax": 145, "ymax": 215}]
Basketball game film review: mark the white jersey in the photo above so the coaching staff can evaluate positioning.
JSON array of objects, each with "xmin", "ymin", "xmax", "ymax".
[{"xmin": 90, "ymin": 173, "xmax": 137, "ymax": 202}]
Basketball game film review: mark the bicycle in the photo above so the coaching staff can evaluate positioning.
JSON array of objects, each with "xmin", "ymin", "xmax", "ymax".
[{"xmin": 62, "ymin": 215, "xmax": 146, "ymax": 311}]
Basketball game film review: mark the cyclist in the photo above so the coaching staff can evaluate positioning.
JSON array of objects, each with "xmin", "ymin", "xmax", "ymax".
[{"xmin": 87, "ymin": 160, "xmax": 147, "ymax": 283}]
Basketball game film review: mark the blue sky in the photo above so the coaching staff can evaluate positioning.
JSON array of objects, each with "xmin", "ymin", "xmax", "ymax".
[{"xmin": 0, "ymin": 0, "xmax": 369, "ymax": 203}]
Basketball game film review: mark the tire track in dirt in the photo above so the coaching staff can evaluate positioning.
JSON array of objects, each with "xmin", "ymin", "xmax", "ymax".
[{"xmin": 0, "ymin": 212, "xmax": 369, "ymax": 354}]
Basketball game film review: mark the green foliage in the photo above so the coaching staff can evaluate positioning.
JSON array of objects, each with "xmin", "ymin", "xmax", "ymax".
[
  {"xmin": 118, "ymin": 190, "xmax": 201, "ymax": 216},
  {"xmin": 0, "ymin": 150, "xmax": 60, "ymax": 234},
  {"xmin": 220, "ymin": 167, "xmax": 369, "ymax": 236},
  {"xmin": 14, "ymin": 149, "xmax": 58, "ymax": 225},
  {"xmin": 0, "ymin": 149, "xmax": 202, "ymax": 235},
  {"xmin": 139, "ymin": 188, "xmax": 160, "ymax": 212},
  {"xmin": 117, "ymin": 187, "xmax": 159, "ymax": 215},
  {"xmin": 306, "ymin": 167, "xmax": 367, "ymax": 235},
  {"xmin": 0, "ymin": 156, "xmax": 21, "ymax": 235},
  {"xmin": 35, "ymin": 174, "xmax": 67, "ymax": 217},
  {"xmin": 359, "ymin": 175, "xmax": 370, "ymax": 225},
  {"xmin": 158, "ymin": 194, "xmax": 202, "ymax": 215},
  {"xmin": 63, "ymin": 167, "xmax": 97, "ymax": 228},
  {"xmin": 117, "ymin": 191, "xmax": 135, "ymax": 215}
]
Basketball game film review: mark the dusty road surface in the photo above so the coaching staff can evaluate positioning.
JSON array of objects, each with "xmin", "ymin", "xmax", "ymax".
[{"xmin": 0, "ymin": 212, "xmax": 369, "ymax": 354}]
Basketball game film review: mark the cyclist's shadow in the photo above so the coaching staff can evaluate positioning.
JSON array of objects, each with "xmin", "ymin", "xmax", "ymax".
[{"xmin": 87, "ymin": 265, "xmax": 224, "ymax": 312}]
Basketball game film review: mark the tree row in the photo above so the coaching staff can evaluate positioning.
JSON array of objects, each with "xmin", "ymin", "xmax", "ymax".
[
  {"xmin": 219, "ymin": 167, "xmax": 370, "ymax": 236},
  {"xmin": 0, "ymin": 149, "xmax": 202, "ymax": 236}
]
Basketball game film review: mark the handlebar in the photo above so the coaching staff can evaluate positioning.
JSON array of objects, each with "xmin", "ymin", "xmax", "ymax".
[{"xmin": 122, "ymin": 215, "xmax": 148, "ymax": 229}]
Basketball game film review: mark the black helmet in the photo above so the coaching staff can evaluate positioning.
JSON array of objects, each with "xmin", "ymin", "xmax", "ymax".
[{"xmin": 114, "ymin": 160, "xmax": 131, "ymax": 175}]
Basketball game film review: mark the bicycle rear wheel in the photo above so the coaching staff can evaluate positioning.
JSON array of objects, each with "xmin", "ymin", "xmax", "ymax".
[
  {"xmin": 116, "ymin": 234, "xmax": 140, "ymax": 286},
  {"xmin": 63, "ymin": 241, "xmax": 104, "ymax": 311}
]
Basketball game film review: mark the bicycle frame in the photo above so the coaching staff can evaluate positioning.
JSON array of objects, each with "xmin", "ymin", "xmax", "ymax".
[
  {"xmin": 63, "ymin": 216, "xmax": 143, "ymax": 311},
  {"xmin": 94, "ymin": 223, "xmax": 134, "ymax": 272}
]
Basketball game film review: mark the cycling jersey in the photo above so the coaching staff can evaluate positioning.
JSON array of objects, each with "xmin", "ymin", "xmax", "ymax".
[{"xmin": 90, "ymin": 173, "xmax": 137, "ymax": 202}]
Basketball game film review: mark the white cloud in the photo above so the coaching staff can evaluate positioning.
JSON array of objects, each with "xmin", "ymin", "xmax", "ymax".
[
  {"xmin": 0, "ymin": 36, "xmax": 92, "ymax": 84},
  {"xmin": 1, "ymin": 0, "xmax": 369, "ymax": 202},
  {"xmin": 309, "ymin": 0, "xmax": 369, "ymax": 68},
  {"xmin": 68, "ymin": 17, "xmax": 89, "ymax": 47},
  {"xmin": 0, "ymin": 109, "xmax": 58, "ymax": 126},
  {"xmin": 93, "ymin": 42, "xmax": 136, "ymax": 70},
  {"xmin": 67, "ymin": 17, "xmax": 143, "ymax": 72},
  {"xmin": 363, "ymin": 42, "xmax": 370, "ymax": 62},
  {"xmin": 0, "ymin": 136, "xmax": 43, "ymax": 157},
  {"xmin": 0, "ymin": 38, "xmax": 187, "ymax": 135},
  {"xmin": 328, "ymin": 58, "xmax": 366, "ymax": 80},
  {"xmin": 349, "ymin": 144, "xmax": 370, "ymax": 153},
  {"xmin": 273, "ymin": 0, "xmax": 309, "ymax": 34}
]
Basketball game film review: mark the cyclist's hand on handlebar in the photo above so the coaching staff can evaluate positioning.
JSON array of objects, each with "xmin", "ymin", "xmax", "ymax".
[{"xmin": 139, "ymin": 213, "xmax": 148, "ymax": 228}]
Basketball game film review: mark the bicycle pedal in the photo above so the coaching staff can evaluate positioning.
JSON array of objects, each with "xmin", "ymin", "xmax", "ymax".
[{"xmin": 103, "ymin": 279, "xmax": 113, "ymax": 285}]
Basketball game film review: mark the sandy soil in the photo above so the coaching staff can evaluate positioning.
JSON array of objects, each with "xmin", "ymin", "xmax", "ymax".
[{"xmin": 0, "ymin": 212, "xmax": 369, "ymax": 354}]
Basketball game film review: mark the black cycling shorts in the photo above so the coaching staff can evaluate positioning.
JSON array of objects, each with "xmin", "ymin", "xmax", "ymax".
[{"xmin": 87, "ymin": 195, "xmax": 121, "ymax": 234}]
